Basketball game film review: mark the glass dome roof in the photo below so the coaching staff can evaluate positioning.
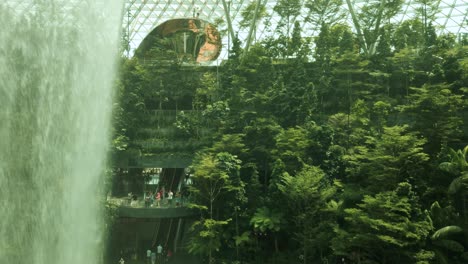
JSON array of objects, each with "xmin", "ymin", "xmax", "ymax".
[
  {"xmin": 124, "ymin": 0, "xmax": 467, "ymax": 62},
  {"xmin": 4, "ymin": 0, "xmax": 467, "ymax": 63}
]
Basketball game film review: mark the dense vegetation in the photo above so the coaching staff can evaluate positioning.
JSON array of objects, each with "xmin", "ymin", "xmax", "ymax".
[{"xmin": 113, "ymin": 1, "xmax": 467, "ymax": 263}]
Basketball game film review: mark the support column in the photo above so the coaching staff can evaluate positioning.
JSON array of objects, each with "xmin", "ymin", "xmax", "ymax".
[
  {"xmin": 345, "ymin": 0, "xmax": 368, "ymax": 55},
  {"xmin": 221, "ymin": 0, "xmax": 236, "ymax": 47},
  {"xmin": 245, "ymin": 0, "xmax": 263, "ymax": 53},
  {"xmin": 174, "ymin": 218, "xmax": 183, "ymax": 253},
  {"xmin": 166, "ymin": 218, "xmax": 173, "ymax": 247}
]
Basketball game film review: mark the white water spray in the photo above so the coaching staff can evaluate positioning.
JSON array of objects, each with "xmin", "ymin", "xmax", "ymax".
[{"xmin": 0, "ymin": 1, "xmax": 123, "ymax": 263}]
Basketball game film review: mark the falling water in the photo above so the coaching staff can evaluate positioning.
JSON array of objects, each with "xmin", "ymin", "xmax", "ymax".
[{"xmin": 0, "ymin": 1, "xmax": 123, "ymax": 263}]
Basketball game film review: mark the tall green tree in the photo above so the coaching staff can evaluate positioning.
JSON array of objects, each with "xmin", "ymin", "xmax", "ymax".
[
  {"xmin": 188, "ymin": 151, "xmax": 241, "ymax": 263},
  {"xmin": 414, "ymin": 0, "xmax": 440, "ymax": 37},
  {"xmin": 239, "ymin": 1, "xmax": 268, "ymax": 30},
  {"xmin": 278, "ymin": 165, "xmax": 340, "ymax": 263},
  {"xmin": 333, "ymin": 183, "xmax": 432, "ymax": 263},
  {"xmin": 273, "ymin": 0, "xmax": 302, "ymax": 55},
  {"xmin": 346, "ymin": 0, "xmax": 403, "ymax": 55},
  {"xmin": 304, "ymin": 0, "xmax": 344, "ymax": 28},
  {"xmin": 399, "ymin": 83, "xmax": 464, "ymax": 156}
]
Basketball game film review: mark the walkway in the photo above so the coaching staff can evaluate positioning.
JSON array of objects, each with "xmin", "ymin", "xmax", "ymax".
[
  {"xmin": 116, "ymin": 254, "xmax": 201, "ymax": 264},
  {"xmin": 108, "ymin": 196, "xmax": 198, "ymax": 219}
]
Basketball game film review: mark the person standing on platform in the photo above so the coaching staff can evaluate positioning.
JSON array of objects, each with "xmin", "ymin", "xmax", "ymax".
[
  {"xmin": 156, "ymin": 191, "xmax": 161, "ymax": 207},
  {"xmin": 149, "ymin": 191, "xmax": 154, "ymax": 207},
  {"xmin": 157, "ymin": 244, "xmax": 163, "ymax": 262},
  {"xmin": 175, "ymin": 191, "xmax": 181, "ymax": 207},
  {"xmin": 127, "ymin": 192, "xmax": 132, "ymax": 205},
  {"xmin": 150, "ymin": 251, "xmax": 156, "ymax": 264},
  {"xmin": 167, "ymin": 190, "xmax": 173, "ymax": 207},
  {"xmin": 146, "ymin": 248, "xmax": 152, "ymax": 264},
  {"xmin": 144, "ymin": 192, "xmax": 150, "ymax": 208}
]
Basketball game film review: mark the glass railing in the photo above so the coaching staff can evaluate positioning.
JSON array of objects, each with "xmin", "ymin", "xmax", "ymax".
[{"xmin": 107, "ymin": 195, "xmax": 192, "ymax": 209}]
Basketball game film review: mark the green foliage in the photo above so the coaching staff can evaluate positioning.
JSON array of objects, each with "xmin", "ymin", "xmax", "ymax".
[
  {"xmin": 114, "ymin": 9, "xmax": 468, "ymax": 263},
  {"xmin": 273, "ymin": 0, "xmax": 302, "ymax": 22},
  {"xmin": 415, "ymin": 249, "xmax": 435, "ymax": 264},
  {"xmin": 274, "ymin": 126, "xmax": 310, "ymax": 172},
  {"xmin": 393, "ymin": 19, "xmax": 425, "ymax": 50},
  {"xmin": 278, "ymin": 165, "xmax": 333, "ymax": 203},
  {"xmin": 188, "ymin": 219, "xmax": 230, "ymax": 255},
  {"xmin": 431, "ymin": 226, "xmax": 463, "ymax": 240},
  {"xmin": 304, "ymin": 0, "xmax": 344, "ymax": 26},
  {"xmin": 439, "ymin": 146, "xmax": 468, "ymax": 176},
  {"xmin": 278, "ymin": 165, "xmax": 340, "ymax": 261},
  {"xmin": 433, "ymin": 239, "xmax": 464, "ymax": 252},
  {"xmin": 314, "ymin": 23, "xmax": 356, "ymax": 65},
  {"xmin": 239, "ymin": 2, "xmax": 268, "ymax": 29},
  {"xmin": 333, "ymin": 183, "xmax": 432, "ymax": 263},
  {"xmin": 414, "ymin": 0, "xmax": 440, "ymax": 32},
  {"xmin": 111, "ymin": 133, "xmax": 129, "ymax": 151},
  {"xmin": 242, "ymin": 117, "xmax": 282, "ymax": 173},
  {"xmin": 448, "ymin": 175, "xmax": 468, "ymax": 196},
  {"xmin": 250, "ymin": 207, "xmax": 283, "ymax": 233},
  {"xmin": 210, "ymin": 134, "xmax": 246, "ymax": 156},
  {"xmin": 345, "ymin": 125, "xmax": 429, "ymax": 193},
  {"xmin": 190, "ymin": 152, "xmax": 242, "ymax": 214},
  {"xmin": 234, "ymin": 231, "xmax": 251, "ymax": 246},
  {"xmin": 400, "ymin": 84, "xmax": 464, "ymax": 154}
]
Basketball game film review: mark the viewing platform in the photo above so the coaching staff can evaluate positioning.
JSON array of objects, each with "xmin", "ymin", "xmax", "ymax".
[{"xmin": 108, "ymin": 197, "xmax": 198, "ymax": 219}]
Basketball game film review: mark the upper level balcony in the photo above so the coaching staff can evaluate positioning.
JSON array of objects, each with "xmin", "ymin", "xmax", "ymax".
[{"xmin": 108, "ymin": 196, "xmax": 198, "ymax": 219}]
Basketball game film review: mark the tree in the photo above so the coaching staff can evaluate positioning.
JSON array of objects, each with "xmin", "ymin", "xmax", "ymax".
[
  {"xmin": 346, "ymin": 0, "xmax": 403, "ymax": 55},
  {"xmin": 399, "ymin": 83, "xmax": 464, "ymax": 156},
  {"xmin": 424, "ymin": 147, "xmax": 468, "ymax": 264},
  {"xmin": 413, "ymin": 0, "xmax": 440, "ymax": 37},
  {"xmin": 242, "ymin": 118, "xmax": 282, "ymax": 187},
  {"xmin": 289, "ymin": 21, "xmax": 308, "ymax": 58},
  {"xmin": 274, "ymin": 126, "xmax": 310, "ymax": 173},
  {"xmin": 392, "ymin": 19, "xmax": 425, "ymax": 51},
  {"xmin": 188, "ymin": 218, "xmax": 230, "ymax": 264},
  {"xmin": 345, "ymin": 126, "xmax": 429, "ymax": 194},
  {"xmin": 439, "ymin": 146, "xmax": 468, "ymax": 222},
  {"xmin": 273, "ymin": 0, "xmax": 302, "ymax": 51},
  {"xmin": 190, "ymin": 152, "xmax": 241, "ymax": 218},
  {"xmin": 239, "ymin": 1, "xmax": 268, "ymax": 29},
  {"xmin": 250, "ymin": 206, "xmax": 284, "ymax": 254},
  {"xmin": 278, "ymin": 165, "xmax": 340, "ymax": 263},
  {"xmin": 333, "ymin": 183, "xmax": 432, "ymax": 263},
  {"xmin": 428, "ymin": 201, "xmax": 468, "ymax": 264},
  {"xmin": 188, "ymin": 152, "xmax": 241, "ymax": 263},
  {"xmin": 114, "ymin": 58, "xmax": 149, "ymax": 142},
  {"xmin": 304, "ymin": 0, "xmax": 344, "ymax": 27}
]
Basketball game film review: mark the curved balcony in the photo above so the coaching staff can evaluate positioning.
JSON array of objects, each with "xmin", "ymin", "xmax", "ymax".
[{"xmin": 109, "ymin": 197, "xmax": 198, "ymax": 219}]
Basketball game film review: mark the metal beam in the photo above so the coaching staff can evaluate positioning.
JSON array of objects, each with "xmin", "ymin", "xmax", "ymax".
[
  {"xmin": 221, "ymin": 0, "xmax": 236, "ymax": 46},
  {"xmin": 345, "ymin": 0, "xmax": 369, "ymax": 55},
  {"xmin": 244, "ymin": 0, "xmax": 263, "ymax": 53}
]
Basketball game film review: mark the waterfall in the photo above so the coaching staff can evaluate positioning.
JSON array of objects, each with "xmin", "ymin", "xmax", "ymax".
[{"xmin": 0, "ymin": 1, "xmax": 123, "ymax": 263}]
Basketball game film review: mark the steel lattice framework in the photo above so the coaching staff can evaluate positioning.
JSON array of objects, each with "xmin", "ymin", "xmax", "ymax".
[
  {"xmin": 124, "ymin": 0, "xmax": 467, "ymax": 61},
  {"xmin": 4, "ymin": 0, "xmax": 468, "ymax": 62}
]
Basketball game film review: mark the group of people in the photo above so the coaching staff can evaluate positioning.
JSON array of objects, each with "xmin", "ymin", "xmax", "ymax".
[
  {"xmin": 147, "ymin": 244, "xmax": 172, "ymax": 264},
  {"xmin": 118, "ymin": 244, "xmax": 172, "ymax": 264},
  {"xmin": 144, "ymin": 188, "xmax": 184, "ymax": 208}
]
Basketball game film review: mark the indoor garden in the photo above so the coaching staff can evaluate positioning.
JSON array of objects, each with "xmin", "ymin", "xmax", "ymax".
[{"xmin": 1, "ymin": 0, "xmax": 467, "ymax": 264}]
